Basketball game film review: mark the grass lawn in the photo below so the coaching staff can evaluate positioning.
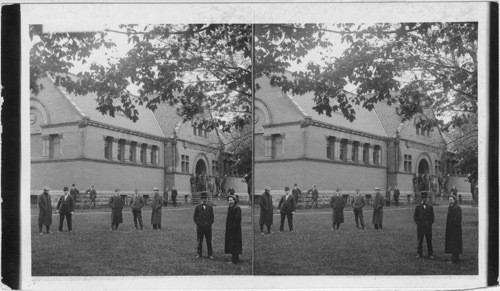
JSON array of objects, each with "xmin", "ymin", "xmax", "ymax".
[
  {"xmin": 254, "ymin": 205, "xmax": 478, "ymax": 275},
  {"xmin": 32, "ymin": 202, "xmax": 252, "ymax": 276}
]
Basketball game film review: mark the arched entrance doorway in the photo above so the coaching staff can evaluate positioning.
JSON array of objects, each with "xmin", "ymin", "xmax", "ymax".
[
  {"xmin": 195, "ymin": 159, "xmax": 207, "ymax": 191},
  {"xmin": 417, "ymin": 159, "xmax": 430, "ymax": 191},
  {"xmin": 418, "ymin": 159, "xmax": 429, "ymax": 175}
]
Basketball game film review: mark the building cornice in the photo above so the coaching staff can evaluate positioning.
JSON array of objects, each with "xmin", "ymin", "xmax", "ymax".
[
  {"xmin": 262, "ymin": 121, "xmax": 302, "ymax": 129},
  {"xmin": 308, "ymin": 120, "xmax": 389, "ymax": 141},
  {"xmin": 87, "ymin": 120, "xmax": 166, "ymax": 142},
  {"xmin": 31, "ymin": 157, "xmax": 164, "ymax": 169},
  {"xmin": 255, "ymin": 157, "xmax": 387, "ymax": 169}
]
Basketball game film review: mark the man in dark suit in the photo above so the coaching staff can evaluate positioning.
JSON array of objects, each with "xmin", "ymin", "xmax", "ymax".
[
  {"xmin": 309, "ymin": 185, "xmax": 319, "ymax": 209},
  {"xmin": 38, "ymin": 186, "xmax": 53, "ymax": 235},
  {"xmin": 330, "ymin": 189, "xmax": 345, "ymax": 230},
  {"xmin": 372, "ymin": 187, "xmax": 384, "ymax": 230},
  {"xmin": 352, "ymin": 188, "xmax": 366, "ymax": 229},
  {"xmin": 86, "ymin": 185, "xmax": 97, "ymax": 209},
  {"xmin": 57, "ymin": 186, "xmax": 75, "ymax": 232},
  {"xmin": 193, "ymin": 192, "xmax": 214, "ymax": 259},
  {"xmin": 393, "ymin": 186, "xmax": 401, "ymax": 207},
  {"xmin": 259, "ymin": 186, "xmax": 273, "ymax": 235},
  {"xmin": 109, "ymin": 189, "xmax": 124, "ymax": 230},
  {"xmin": 278, "ymin": 186, "xmax": 296, "ymax": 232},
  {"xmin": 170, "ymin": 186, "xmax": 178, "ymax": 207},
  {"xmin": 70, "ymin": 183, "xmax": 80, "ymax": 205},
  {"xmin": 385, "ymin": 186, "xmax": 392, "ymax": 206},
  {"xmin": 130, "ymin": 189, "xmax": 145, "ymax": 230},
  {"xmin": 414, "ymin": 192, "xmax": 435, "ymax": 259},
  {"xmin": 291, "ymin": 184, "xmax": 301, "ymax": 209}
]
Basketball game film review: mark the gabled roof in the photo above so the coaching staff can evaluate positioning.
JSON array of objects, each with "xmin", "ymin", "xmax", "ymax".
[
  {"xmin": 151, "ymin": 102, "xmax": 184, "ymax": 138},
  {"xmin": 373, "ymin": 102, "xmax": 402, "ymax": 138},
  {"xmin": 51, "ymin": 77, "xmax": 165, "ymax": 138}
]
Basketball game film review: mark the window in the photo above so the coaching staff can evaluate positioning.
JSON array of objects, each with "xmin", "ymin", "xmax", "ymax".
[
  {"xmin": 181, "ymin": 155, "xmax": 189, "ymax": 173},
  {"xmin": 373, "ymin": 145, "xmax": 381, "ymax": 165},
  {"xmin": 212, "ymin": 160, "xmax": 219, "ymax": 176},
  {"xmin": 363, "ymin": 144, "xmax": 370, "ymax": 163},
  {"xmin": 151, "ymin": 146, "xmax": 158, "ymax": 165},
  {"xmin": 140, "ymin": 144, "xmax": 147, "ymax": 164},
  {"xmin": 435, "ymin": 160, "xmax": 441, "ymax": 175},
  {"xmin": 50, "ymin": 134, "xmax": 61, "ymax": 159},
  {"xmin": 326, "ymin": 136, "xmax": 335, "ymax": 159},
  {"xmin": 104, "ymin": 137, "xmax": 113, "ymax": 160},
  {"xmin": 404, "ymin": 154, "xmax": 412, "ymax": 172},
  {"xmin": 339, "ymin": 139, "xmax": 348, "ymax": 161},
  {"xmin": 129, "ymin": 142, "xmax": 136, "ymax": 163},
  {"xmin": 352, "ymin": 141, "xmax": 359, "ymax": 162},
  {"xmin": 272, "ymin": 134, "xmax": 283, "ymax": 158},
  {"xmin": 117, "ymin": 139, "xmax": 125, "ymax": 161}
]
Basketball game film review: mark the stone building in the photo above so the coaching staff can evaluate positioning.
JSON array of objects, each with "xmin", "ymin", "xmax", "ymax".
[
  {"xmin": 254, "ymin": 76, "xmax": 470, "ymax": 203},
  {"xmin": 30, "ymin": 77, "xmax": 246, "ymax": 205}
]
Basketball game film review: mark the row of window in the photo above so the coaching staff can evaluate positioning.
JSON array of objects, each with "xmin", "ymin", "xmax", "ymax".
[
  {"xmin": 192, "ymin": 124, "xmax": 208, "ymax": 138},
  {"xmin": 180, "ymin": 155, "xmax": 230, "ymax": 175},
  {"xmin": 326, "ymin": 137, "xmax": 382, "ymax": 164},
  {"xmin": 416, "ymin": 125, "xmax": 430, "ymax": 137},
  {"xmin": 104, "ymin": 137, "xmax": 160, "ymax": 165}
]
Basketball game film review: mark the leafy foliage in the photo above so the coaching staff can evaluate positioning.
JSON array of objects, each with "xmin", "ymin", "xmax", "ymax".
[
  {"xmin": 30, "ymin": 24, "xmax": 252, "ymax": 131},
  {"xmin": 225, "ymin": 124, "xmax": 252, "ymax": 177}
]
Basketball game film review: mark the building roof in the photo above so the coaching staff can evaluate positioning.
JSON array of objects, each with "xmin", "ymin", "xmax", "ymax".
[
  {"xmin": 151, "ymin": 102, "xmax": 184, "ymax": 138},
  {"xmin": 52, "ymin": 77, "xmax": 165, "ymax": 138}
]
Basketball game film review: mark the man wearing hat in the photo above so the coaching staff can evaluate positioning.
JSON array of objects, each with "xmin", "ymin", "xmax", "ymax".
[
  {"xmin": 393, "ymin": 186, "xmax": 401, "ymax": 207},
  {"xmin": 352, "ymin": 188, "xmax": 366, "ymax": 229},
  {"xmin": 57, "ymin": 186, "xmax": 75, "ymax": 232},
  {"xmin": 109, "ymin": 189, "xmax": 124, "ymax": 230},
  {"xmin": 445, "ymin": 194, "xmax": 462, "ymax": 264},
  {"xmin": 292, "ymin": 184, "xmax": 301, "ymax": 209},
  {"xmin": 329, "ymin": 189, "xmax": 345, "ymax": 230},
  {"xmin": 259, "ymin": 186, "xmax": 274, "ymax": 235},
  {"xmin": 130, "ymin": 189, "xmax": 145, "ymax": 230},
  {"xmin": 385, "ymin": 186, "xmax": 392, "ymax": 206},
  {"xmin": 37, "ymin": 186, "xmax": 53, "ymax": 235},
  {"xmin": 308, "ymin": 185, "xmax": 319, "ymax": 209},
  {"xmin": 70, "ymin": 183, "xmax": 80, "ymax": 204},
  {"xmin": 277, "ymin": 186, "xmax": 296, "ymax": 232},
  {"xmin": 193, "ymin": 192, "xmax": 214, "ymax": 259},
  {"xmin": 151, "ymin": 187, "xmax": 163, "ymax": 230},
  {"xmin": 413, "ymin": 192, "xmax": 435, "ymax": 259},
  {"xmin": 86, "ymin": 185, "xmax": 97, "ymax": 210},
  {"xmin": 372, "ymin": 187, "xmax": 384, "ymax": 229},
  {"xmin": 170, "ymin": 186, "xmax": 178, "ymax": 207}
]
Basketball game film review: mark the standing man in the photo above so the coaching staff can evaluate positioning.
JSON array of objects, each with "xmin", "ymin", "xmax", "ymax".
[
  {"xmin": 215, "ymin": 175, "xmax": 221, "ymax": 199},
  {"xmin": 450, "ymin": 185, "xmax": 458, "ymax": 199},
  {"xmin": 151, "ymin": 187, "xmax": 163, "ymax": 230},
  {"xmin": 393, "ymin": 186, "xmax": 401, "ymax": 207},
  {"xmin": 372, "ymin": 187, "xmax": 384, "ymax": 230},
  {"xmin": 259, "ymin": 186, "xmax": 273, "ymax": 235},
  {"xmin": 277, "ymin": 186, "xmax": 296, "ymax": 232},
  {"xmin": 109, "ymin": 189, "xmax": 124, "ymax": 230},
  {"xmin": 193, "ymin": 192, "xmax": 214, "ymax": 259},
  {"xmin": 352, "ymin": 188, "xmax": 366, "ymax": 230},
  {"xmin": 292, "ymin": 184, "xmax": 301, "ymax": 209},
  {"xmin": 37, "ymin": 186, "xmax": 53, "ymax": 235},
  {"xmin": 208, "ymin": 180, "xmax": 215, "ymax": 202},
  {"xmin": 86, "ymin": 185, "xmax": 97, "ymax": 210},
  {"xmin": 412, "ymin": 174, "xmax": 419, "ymax": 193},
  {"xmin": 330, "ymin": 189, "xmax": 345, "ymax": 230},
  {"xmin": 130, "ymin": 189, "xmax": 145, "ymax": 230},
  {"xmin": 190, "ymin": 174, "xmax": 196, "ymax": 193},
  {"xmin": 70, "ymin": 183, "xmax": 80, "ymax": 206},
  {"xmin": 385, "ymin": 186, "xmax": 392, "ymax": 206},
  {"xmin": 171, "ymin": 186, "xmax": 178, "ymax": 207},
  {"xmin": 57, "ymin": 186, "xmax": 75, "ymax": 232},
  {"xmin": 309, "ymin": 185, "xmax": 319, "ymax": 209},
  {"xmin": 221, "ymin": 175, "xmax": 227, "ymax": 196},
  {"xmin": 445, "ymin": 195, "xmax": 462, "ymax": 264},
  {"xmin": 228, "ymin": 187, "xmax": 235, "ymax": 198},
  {"xmin": 443, "ymin": 174, "xmax": 450, "ymax": 193},
  {"xmin": 244, "ymin": 171, "xmax": 252, "ymax": 202},
  {"xmin": 224, "ymin": 195, "xmax": 242, "ymax": 264},
  {"xmin": 414, "ymin": 192, "xmax": 434, "ymax": 259}
]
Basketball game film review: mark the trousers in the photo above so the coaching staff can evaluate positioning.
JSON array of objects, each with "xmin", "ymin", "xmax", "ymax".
[
  {"xmin": 196, "ymin": 225, "xmax": 213, "ymax": 256},
  {"xmin": 279, "ymin": 212, "xmax": 293, "ymax": 231},
  {"xmin": 59, "ymin": 213, "xmax": 72, "ymax": 231}
]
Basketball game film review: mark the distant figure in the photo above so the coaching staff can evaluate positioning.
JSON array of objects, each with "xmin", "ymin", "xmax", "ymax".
[
  {"xmin": 330, "ymin": 189, "xmax": 345, "ymax": 230},
  {"xmin": 309, "ymin": 185, "xmax": 319, "ymax": 209},
  {"xmin": 412, "ymin": 174, "xmax": 419, "ymax": 193},
  {"xmin": 70, "ymin": 183, "xmax": 80, "ymax": 203},
  {"xmin": 195, "ymin": 174, "xmax": 202, "ymax": 192},
  {"xmin": 109, "ymin": 189, "xmax": 124, "ymax": 230},
  {"xmin": 37, "ymin": 186, "xmax": 53, "ymax": 235},
  {"xmin": 393, "ymin": 186, "xmax": 400, "ymax": 207},
  {"xmin": 215, "ymin": 176, "xmax": 221, "ymax": 198},
  {"xmin": 151, "ymin": 187, "xmax": 163, "ymax": 230},
  {"xmin": 190, "ymin": 174, "xmax": 196, "ymax": 193},
  {"xmin": 224, "ymin": 195, "xmax": 242, "ymax": 264},
  {"xmin": 228, "ymin": 187, "xmax": 235, "ymax": 197},
  {"xmin": 277, "ymin": 186, "xmax": 296, "ymax": 232},
  {"xmin": 244, "ymin": 171, "xmax": 252, "ymax": 202},
  {"xmin": 385, "ymin": 186, "xmax": 392, "ymax": 206},
  {"xmin": 443, "ymin": 174, "xmax": 450, "ymax": 193},
  {"xmin": 130, "ymin": 189, "xmax": 145, "ymax": 230},
  {"xmin": 86, "ymin": 185, "xmax": 97, "ymax": 209},
  {"xmin": 57, "ymin": 186, "xmax": 75, "ymax": 232},
  {"xmin": 208, "ymin": 180, "xmax": 215, "ymax": 201},
  {"xmin": 259, "ymin": 186, "xmax": 273, "ymax": 235},
  {"xmin": 291, "ymin": 184, "xmax": 301, "ymax": 209},
  {"xmin": 352, "ymin": 188, "xmax": 366, "ymax": 229},
  {"xmin": 414, "ymin": 192, "xmax": 434, "ymax": 259},
  {"xmin": 450, "ymin": 185, "xmax": 458, "ymax": 199},
  {"xmin": 221, "ymin": 175, "xmax": 227, "ymax": 195},
  {"xmin": 193, "ymin": 192, "xmax": 214, "ymax": 259},
  {"xmin": 372, "ymin": 187, "xmax": 384, "ymax": 230},
  {"xmin": 171, "ymin": 186, "xmax": 178, "ymax": 207},
  {"xmin": 445, "ymin": 195, "xmax": 462, "ymax": 264}
]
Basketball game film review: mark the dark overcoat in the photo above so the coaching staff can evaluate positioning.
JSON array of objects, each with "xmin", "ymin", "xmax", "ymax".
[
  {"xmin": 292, "ymin": 188, "xmax": 301, "ymax": 205},
  {"xmin": 372, "ymin": 192, "xmax": 384, "ymax": 224},
  {"xmin": 151, "ymin": 193, "xmax": 163, "ymax": 224},
  {"xmin": 259, "ymin": 192, "xmax": 273, "ymax": 225},
  {"xmin": 37, "ymin": 192, "xmax": 52, "ymax": 225},
  {"xmin": 109, "ymin": 195, "xmax": 124, "ymax": 224},
  {"xmin": 278, "ymin": 195, "xmax": 296, "ymax": 214},
  {"xmin": 224, "ymin": 205, "xmax": 242, "ymax": 255},
  {"xmin": 193, "ymin": 203, "xmax": 214, "ymax": 228},
  {"xmin": 445, "ymin": 203, "xmax": 463, "ymax": 254},
  {"xmin": 57, "ymin": 194, "xmax": 75, "ymax": 214},
  {"xmin": 329, "ymin": 195, "xmax": 345, "ymax": 223},
  {"xmin": 393, "ymin": 189, "xmax": 400, "ymax": 199}
]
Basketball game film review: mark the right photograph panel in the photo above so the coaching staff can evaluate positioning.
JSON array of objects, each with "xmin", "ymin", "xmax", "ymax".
[{"xmin": 253, "ymin": 23, "xmax": 478, "ymax": 275}]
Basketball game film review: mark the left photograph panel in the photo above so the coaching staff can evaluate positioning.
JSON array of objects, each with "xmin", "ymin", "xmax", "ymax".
[{"xmin": 29, "ymin": 23, "xmax": 253, "ymax": 276}]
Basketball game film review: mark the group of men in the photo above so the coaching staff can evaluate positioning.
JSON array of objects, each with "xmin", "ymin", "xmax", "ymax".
[
  {"xmin": 37, "ymin": 186, "xmax": 77, "ymax": 234},
  {"xmin": 258, "ymin": 185, "xmax": 463, "ymax": 264}
]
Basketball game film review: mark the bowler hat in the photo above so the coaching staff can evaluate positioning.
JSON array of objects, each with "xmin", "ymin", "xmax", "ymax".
[
  {"xmin": 200, "ymin": 192, "xmax": 208, "ymax": 198},
  {"xmin": 420, "ymin": 191, "xmax": 428, "ymax": 198},
  {"xmin": 284, "ymin": 186, "xmax": 290, "ymax": 191},
  {"xmin": 265, "ymin": 186, "xmax": 270, "ymax": 191},
  {"xmin": 43, "ymin": 186, "xmax": 50, "ymax": 191},
  {"xmin": 63, "ymin": 186, "xmax": 69, "ymax": 191}
]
